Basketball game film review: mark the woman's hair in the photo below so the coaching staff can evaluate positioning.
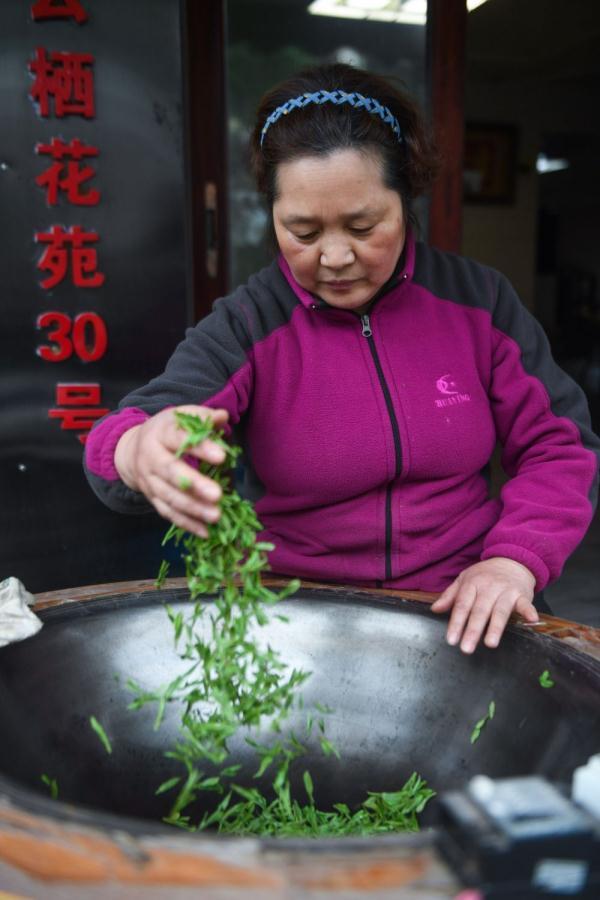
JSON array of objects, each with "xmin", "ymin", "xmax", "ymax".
[{"xmin": 249, "ymin": 62, "xmax": 439, "ymax": 225}]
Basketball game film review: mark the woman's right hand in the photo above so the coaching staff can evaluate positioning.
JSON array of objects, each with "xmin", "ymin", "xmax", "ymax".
[{"xmin": 114, "ymin": 405, "xmax": 229, "ymax": 537}]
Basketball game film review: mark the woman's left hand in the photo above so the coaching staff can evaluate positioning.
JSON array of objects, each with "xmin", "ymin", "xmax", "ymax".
[{"xmin": 430, "ymin": 557, "xmax": 539, "ymax": 653}]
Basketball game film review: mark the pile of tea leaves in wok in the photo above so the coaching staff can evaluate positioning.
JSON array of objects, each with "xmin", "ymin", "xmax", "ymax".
[{"xmin": 127, "ymin": 412, "xmax": 435, "ymax": 835}]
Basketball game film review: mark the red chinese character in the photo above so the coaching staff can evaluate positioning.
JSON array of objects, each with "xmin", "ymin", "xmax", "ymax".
[
  {"xmin": 49, "ymin": 383, "xmax": 109, "ymax": 444},
  {"xmin": 29, "ymin": 47, "xmax": 95, "ymax": 118},
  {"xmin": 56, "ymin": 383, "xmax": 101, "ymax": 405},
  {"xmin": 36, "ymin": 225, "xmax": 105, "ymax": 289},
  {"xmin": 31, "ymin": 0, "xmax": 88, "ymax": 24},
  {"xmin": 36, "ymin": 138, "xmax": 100, "ymax": 206}
]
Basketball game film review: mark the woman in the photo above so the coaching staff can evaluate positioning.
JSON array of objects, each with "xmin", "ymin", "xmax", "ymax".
[{"xmin": 84, "ymin": 63, "xmax": 600, "ymax": 655}]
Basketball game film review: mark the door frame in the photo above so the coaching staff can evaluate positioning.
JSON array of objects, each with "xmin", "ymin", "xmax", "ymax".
[
  {"xmin": 427, "ymin": 0, "xmax": 467, "ymax": 252},
  {"xmin": 183, "ymin": 0, "xmax": 229, "ymax": 320}
]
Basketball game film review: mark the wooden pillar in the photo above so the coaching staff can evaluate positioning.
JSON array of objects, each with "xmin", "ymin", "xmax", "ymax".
[
  {"xmin": 426, "ymin": 0, "xmax": 467, "ymax": 252},
  {"xmin": 184, "ymin": 0, "xmax": 229, "ymax": 320}
]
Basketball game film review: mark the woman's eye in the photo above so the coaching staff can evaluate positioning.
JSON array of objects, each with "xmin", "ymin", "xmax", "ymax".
[
  {"xmin": 296, "ymin": 232, "xmax": 317, "ymax": 241},
  {"xmin": 350, "ymin": 226, "xmax": 373, "ymax": 235}
]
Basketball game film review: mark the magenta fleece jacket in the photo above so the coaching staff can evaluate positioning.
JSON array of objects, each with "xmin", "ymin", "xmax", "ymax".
[{"xmin": 84, "ymin": 233, "xmax": 600, "ymax": 593}]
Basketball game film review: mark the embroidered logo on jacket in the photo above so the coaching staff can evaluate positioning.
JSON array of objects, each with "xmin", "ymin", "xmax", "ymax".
[{"xmin": 434, "ymin": 374, "xmax": 471, "ymax": 408}]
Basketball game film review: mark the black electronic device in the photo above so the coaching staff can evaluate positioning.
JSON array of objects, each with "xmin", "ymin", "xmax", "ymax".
[{"xmin": 436, "ymin": 774, "xmax": 600, "ymax": 897}]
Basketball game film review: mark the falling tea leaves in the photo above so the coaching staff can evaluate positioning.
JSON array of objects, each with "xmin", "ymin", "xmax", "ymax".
[
  {"xmin": 90, "ymin": 716, "xmax": 112, "ymax": 754},
  {"xmin": 470, "ymin": 701, "xmax": 495, "ymax": 745},
  {"xmin": 129, "ymin": 412, "xmax": 434, "ymax": 835},
  {"xmin": 41, "ymin": 774, "xmax": 58, "ymax": 799}
]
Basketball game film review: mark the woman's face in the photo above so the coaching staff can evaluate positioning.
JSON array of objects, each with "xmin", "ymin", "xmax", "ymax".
[{"xmin": 273, "ymin": 148, "xmax": 405, "ymax": 313}]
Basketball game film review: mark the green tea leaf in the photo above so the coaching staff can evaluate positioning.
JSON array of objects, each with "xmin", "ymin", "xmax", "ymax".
[
  {"xmin": 90, "ymin": 716, "xmax": 112, "ymax": 754},
  {"xmin": 303, "ymin": 770, "xmax": 314, "ymax": 805},
  {"xmin": 178, "ymin": 475, "xmax": 192, "ymax": 492},
  {"xmin": 319, "ymin": 737, "xmax": 340, "ymax": 759},
  {"xmin": 470, "ymin": 701, "xmax": 495, "ymax": 744},
  {"xmin": 156, "ymin": 776, "xmax": 181, "ymax": 796},
  {"xmin": 156, "ymin": 559, "xmax": 170, "ymax": 588},
  {"xmin": 41, "ymin": 773, "xmax": 58, "ymax": 799},
  {"xmin": 470, "ymin": 725, "xmax": 482, "ymax": 744}
]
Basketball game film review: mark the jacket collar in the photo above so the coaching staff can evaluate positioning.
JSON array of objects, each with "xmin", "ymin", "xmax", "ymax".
[{"xmin": 278, "ymin": 226, "xmax": 416, "ymax": 311}]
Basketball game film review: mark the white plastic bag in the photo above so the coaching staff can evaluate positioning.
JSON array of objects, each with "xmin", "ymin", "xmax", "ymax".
[{"xmin": 0, "ymin": 577, "xmax": 43, "ymax": 648}]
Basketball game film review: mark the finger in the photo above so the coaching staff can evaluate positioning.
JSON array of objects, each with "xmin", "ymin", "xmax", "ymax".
[
  {"xmin": 173, "ymin": 404, "xmax": 229, "ymax": 424},
  {"xmin": 145, "ymin": 466, "xmax": 219, "ymax": 519},
  {"xmin": 203, "ymin": 406, "xmax": 229, "ymax": 425},
  {"xmin": 515, "ymin": 595, "xmax": 539, "ymax": 624},
  {"xmin": 163, "ymin": 407, "xmax": 229, "ymax": 460},
  {"xmin": 445, "ymin": 583, "xmax": 477, "ymax": 646},
  {"xmin": 430, "ymin": 579, "xmax": 460, "ymax": 613},
  {"xmin": 165, "ymin": 426, "xmax": 227, "ymax": 466},
  {"xmin": 167, "ymin": 460, "xmax": 222, "ymax": 504},
  {"xmin": 143, "ymin": 438, "xmax": 223, "ymax": 504},
  {"xmin": 184, "ymin": 437, "xmax": 227, "ymax": 466},
  {"xmin": 153, "ymin": 497, "xmax": 209, "ymax": 538},
  {"xmin": 458, "ymin": 591, "xmax": 498, "ymax": 654},
  {"xmin": 151, "ymin": 475, "xmax": 222, "ymax": 524},
  {"xmin": 173, "ymin": 405, "xmax": 229, "ymax": 441},
  {"xmin": 483, "ymin": 592, "xmax": 518, "ymax": 649}
]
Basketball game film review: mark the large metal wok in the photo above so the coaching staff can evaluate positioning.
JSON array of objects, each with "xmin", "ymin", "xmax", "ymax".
[{"xmin": 0, "ymin": 580, "xmax": 599, "ymax": 897}]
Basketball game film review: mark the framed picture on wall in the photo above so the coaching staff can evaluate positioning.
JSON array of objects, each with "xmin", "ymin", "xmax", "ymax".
[{"xmin": 463, "ymin": 123, "xmax": 518, "ymax": 204}]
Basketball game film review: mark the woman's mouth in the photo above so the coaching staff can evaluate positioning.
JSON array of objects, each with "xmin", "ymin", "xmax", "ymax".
[{"xmin": 324, "ymin": 280, "xmax": 358, "ymax": 292}]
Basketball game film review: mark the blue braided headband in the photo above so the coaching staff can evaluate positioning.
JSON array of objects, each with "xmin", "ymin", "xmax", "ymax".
[{"xmin": 260, "ymin": 89, "xmax": 403, "ymax": 147}]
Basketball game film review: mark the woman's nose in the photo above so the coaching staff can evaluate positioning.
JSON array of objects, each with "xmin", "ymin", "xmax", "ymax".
[{"xmin": 320, "ymin": 240, "xmax": 355, "ymax": 269}]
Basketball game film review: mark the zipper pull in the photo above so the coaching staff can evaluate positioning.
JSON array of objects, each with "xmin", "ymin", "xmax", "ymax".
[{"xmin": 361, "ymin": 314, "xmax": 372, "ymax": 338}]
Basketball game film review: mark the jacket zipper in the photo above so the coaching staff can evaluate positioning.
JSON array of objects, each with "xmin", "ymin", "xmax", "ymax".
[{"xmin": 361, "ymin": 313, "xmax": 403, "ymax": 581}]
